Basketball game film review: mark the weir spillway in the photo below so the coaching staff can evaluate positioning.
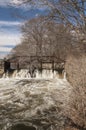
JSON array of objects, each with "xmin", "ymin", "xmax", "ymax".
[
  {"xmin": 1, "ymin": 56, "xmax": 65, "ymax": 79},
  {"xmin": 0, "ymin": 56, "xmax": 71, "ymax": 130}
]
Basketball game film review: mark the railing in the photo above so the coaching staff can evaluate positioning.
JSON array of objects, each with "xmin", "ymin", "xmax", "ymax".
[
  {"xmin": 8, "ymin": 55, "xmax": 65, "ymax": 63},
  {"xmin": 0, "ymin": 56, "xmax": 65, "ymax": 73}
]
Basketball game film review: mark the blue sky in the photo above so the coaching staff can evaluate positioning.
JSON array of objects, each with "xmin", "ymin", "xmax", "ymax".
[{"xmin": 0, "ymin": 0, "xmax": 48, "ymax": 58}]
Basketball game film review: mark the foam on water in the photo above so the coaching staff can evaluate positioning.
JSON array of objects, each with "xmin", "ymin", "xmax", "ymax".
[
  {"xmin": 2, "ymin": 69, "xmax": 65, "ymax": 79},
  {"xmin": 0, "ymin": 77, "xmax": 71, "ymax": 130}
]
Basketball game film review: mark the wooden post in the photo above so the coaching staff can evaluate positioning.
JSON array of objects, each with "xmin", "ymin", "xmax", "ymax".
[
  {"xmin": 17, "ymin": 62, "xmax": 20, "ymax": 70},
  {"xmin": 52, "ymin": 60, "xmax": 54, "ymax": 72},
  {"xmin": 40, "ymin": 61, "xmax": 42, "ymax": 75}
]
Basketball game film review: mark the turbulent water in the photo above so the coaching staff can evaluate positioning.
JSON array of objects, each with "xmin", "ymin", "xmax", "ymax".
[
  {"xmin": 2, "ymin": 69, "xmax": 66, "ymax": 79},
  {"xmin": 0, "ymin": 71, "xmax": 71, "ymax": 130}
]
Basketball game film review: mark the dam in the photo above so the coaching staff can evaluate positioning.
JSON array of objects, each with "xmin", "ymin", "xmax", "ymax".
[
  {"xmin": 0, "ymin": 56, "xmax": 65, "ymax": 79},
  {"xmin": 0, "ymin": 57, "xmax": 72, "ymax": 130}
]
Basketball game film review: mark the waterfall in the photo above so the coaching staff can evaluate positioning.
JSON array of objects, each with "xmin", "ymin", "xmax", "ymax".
[
  {"xmin": 12, "ymin": 69, "xmax": 31, "ymax": 78},
  {"xmin": 2, "ymin": 69, "xmax": 66, "ymax": 79}
]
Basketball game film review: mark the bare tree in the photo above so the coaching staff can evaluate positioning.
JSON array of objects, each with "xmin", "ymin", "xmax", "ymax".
[
  {"xmin": 22, "ymin": 17, "xmax": 46, "ymax": 56},
  {"xmin": 11, "ymin": 16, "xmax": 73, "ymax": 63},
  {"xmin": 13, "ymin": 0, "xmax": 86, "ymax": 32}
]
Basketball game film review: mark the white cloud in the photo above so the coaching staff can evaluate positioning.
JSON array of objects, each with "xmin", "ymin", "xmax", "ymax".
[
  {"xmin": 0, "ymin": 47, "xmax": 12, "ymax": 52},
  {"xmin": 0, "ymin": 0, "xmax": 11, "ymax": 6},
  {"xmin": 0, "ymin": 0, "xmax": 48, "ymax": 12},
  {"xmin": 0, "ymin": 21, "xmax": 21, "ymax": 26},
  {"xmin": 0, "ymin": 53, "xmax": 8, "ymax": 59},
  {"xmin": 12, "ymin": 0, "xmax": 23, "ymax": 5},
  {"xmin": 0, "ymin": 20, "xmax": 22, "ymax": 58},
  {"xmin": 0, "ymin": 33, "xmax": 21, "ymax": 58},
  {"xmin": 0, "ymin": 33, "xmax": 21, "ymax": 46},
  {"xmin": 0, "ymin": 0, "xmax": 27, "ymax": 7}
]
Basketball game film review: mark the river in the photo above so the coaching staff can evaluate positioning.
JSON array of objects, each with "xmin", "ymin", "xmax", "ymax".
[{"xmin": 0, "ymin": 74, "xmax": 71, "ymax": 130}]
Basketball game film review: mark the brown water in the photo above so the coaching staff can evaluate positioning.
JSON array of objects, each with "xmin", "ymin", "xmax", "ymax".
[{"xmin": 0, "ymin": 78, "xmax": 71, "ymax": 130}]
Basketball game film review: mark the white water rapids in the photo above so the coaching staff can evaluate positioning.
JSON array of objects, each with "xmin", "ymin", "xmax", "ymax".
[
  {"xmin": 0, "ymin": 70, "xmax": 71, "ymax": 130},
  {"xmin": 2, "ymin": 69, "xmax": 66, "ymax": 79}
]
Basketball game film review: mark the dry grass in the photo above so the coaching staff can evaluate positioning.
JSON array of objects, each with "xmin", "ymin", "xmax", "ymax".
[{"xmin": 65, "ymin": 54, "xmax": 86, "ymax": 129}]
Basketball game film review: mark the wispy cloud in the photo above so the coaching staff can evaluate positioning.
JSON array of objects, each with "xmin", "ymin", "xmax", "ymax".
[
  {"xmin": 0, "ymin": 0, "xmax": 48, "ymax": 11},
  {"xmin": 0, "ymin": 46, "xmax": 12, "ymax": 52},
  {"xmin": 0, "ymin": 53, "xmax": 9, "ymax": 59},
  {"xmin": 0, "ymin": 0, "xmax": 30, "ymax": 8},
  {"xmin": 0, "ymin": 45, "xmax": 13, "ymax": 58},
  {"xmin": 0, "ymin": 0, "xmax": 11, "ymax": 6},
  {"xmin": 0, "ymin": 21, "xmax": 21, "ymax": 26},
  {"xmin": 0, "ymin": 0, "xmax": 22, "ymax": 6},
  {"xmin": 0, "ymin": 33, "xmax": 21, "ymax": 46},
  {"xmin": 12, "ymin": 0, "xmax": 24, "ymax": 5},
  {"xmin": 0, "ymin": 33, "xmax": 21, "ymax": 58}
]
